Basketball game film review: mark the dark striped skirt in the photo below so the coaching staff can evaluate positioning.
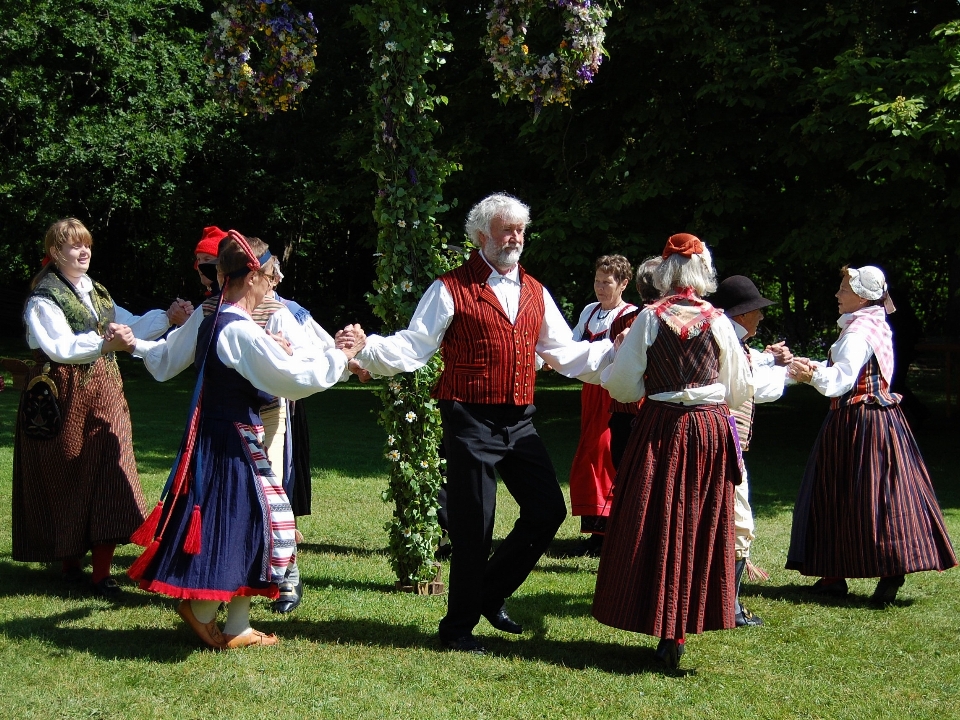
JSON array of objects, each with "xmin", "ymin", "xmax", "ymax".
[
  {"xmin": 12, "ymin": 357, "xmax": 147, "ymax": 561},
  {"xmin": 786, "ymin": 402, "xmax": 956, "ymax": 577},
  {"xmin": 592, "ymin": 401, "xmax": 739, "ymax": 639}
]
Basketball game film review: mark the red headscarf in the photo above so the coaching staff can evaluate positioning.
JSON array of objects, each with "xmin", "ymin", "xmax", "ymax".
[{"xmin": 662, "ymin": 233, "xmax": 704, "ymax": 260}]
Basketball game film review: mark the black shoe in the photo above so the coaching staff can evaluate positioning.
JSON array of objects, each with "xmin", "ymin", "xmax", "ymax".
[
  {"xmin": 871, "ymin": 575, "xmax": 905, "ymax": 606},
  {"xmin": 91, "ymin": 576, "xmax": 122, "ymax": 599},
  {"xmin": 735, "ymin": 605, "xmax": 764, "ymax": 627},
  {"xmin": 62, "ymin": 566, "xmax": 86, "ymax": 583},
  {"xmin": 271, "ymin": 578, "xmax": 303, "ymax": 614},
  {"xmin": 810, "ymin": 577, "xmax": 848, "ymax": 597},
  {"xmin": 654, "ymin": 639, "xmax": 685, "ymax": 669},
  {"xmin": 441, "ymin": 634, "xmax": 486, "ymax": 655},
  {"xmin": 569, "ymin": 534, "xmax": 603, "ymax": 558},
  {"xmin": 482, "ymin": 606, "xmax": 523, "ymax": 635}
]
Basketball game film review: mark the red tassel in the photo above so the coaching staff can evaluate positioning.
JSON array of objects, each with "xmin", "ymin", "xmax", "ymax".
[
  {"xmin": 130, "ymin": 502, "xmax": 163, "ymax": 547},
  {"xmin": 127, "ymin": 540, "xmax": 160, "ymax": 580},
  {"xmin": 182, "ymin": 505, "xmax": 202, "ymax": 555}
]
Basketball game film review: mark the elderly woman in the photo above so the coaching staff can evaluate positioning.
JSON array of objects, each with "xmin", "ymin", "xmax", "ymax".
[
  {"xmin": 128, "ymin": 232, "xmax": 362, "ymax": 649},
  {"xmin": 592, "ymin": 234, "xmax": 752, "ymax": 669},
  {"xmin": 786, "ymin": 266, "xmax": 956, "ymax": 603},
  {"xmin": 568, "ymin": 254, "xmax": 636, "ymax": 556},
  {"xmin": 13, "ymin": 218, "xmax": 190, "ymax": 597}
]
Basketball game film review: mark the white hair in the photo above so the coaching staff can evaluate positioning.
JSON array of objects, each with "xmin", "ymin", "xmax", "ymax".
[
  {"xmin": 653, "ymin": 245, "xmax": 718, "ymax": 297},
  {"xmin": 464, "ymin": 193, "xmax": 530, "ymax": 244}
]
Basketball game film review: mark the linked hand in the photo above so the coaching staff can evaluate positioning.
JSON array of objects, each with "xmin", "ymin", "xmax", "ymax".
[
  {"xmin": 348, "ymin": 358, "xmax": 372, "ymax": 383},
  {"xmin": 764, "ymin": 341, "xmax": 794, "ymax": 366},
  {"xmin": 267, "ymin": 330, "xmax": 293, "ymax": 356},
  {"xmin": 166, "ymin": 299, "xmax": 193, "ymax": 326},
  {"xmin": 335, "ymin": 324, "xmax": 366, "ymax": 359},
  {"xmin": 788, "ymin": 358, "xmax": 815, "ymax": 383},
  {"xmin": 103, "ymin": 323, "xmax": 136, "ymax": 354}
]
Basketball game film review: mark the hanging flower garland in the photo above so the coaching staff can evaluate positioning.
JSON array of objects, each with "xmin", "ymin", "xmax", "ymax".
[
  {"xmin": 203, "ymin": 0, "xmax": 318, "ymax": 116},
  {"xmin": 483, "ymin": 0, "xmax": 612, "ymax": 117}
]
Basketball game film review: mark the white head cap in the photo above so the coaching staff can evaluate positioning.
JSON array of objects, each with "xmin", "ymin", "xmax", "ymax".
[{"xmin": 847, "ymin": 266, "xmax": 886, "ymax": 300}]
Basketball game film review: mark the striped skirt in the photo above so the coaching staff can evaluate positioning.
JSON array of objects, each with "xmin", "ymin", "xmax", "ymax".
[
  {"xmin": 12, "ymin": 357, "xmax": 146, "ymax": 562},
  {"xmin": 592, "ymin": 401, "xmax": 739, "ymax": 639},
  {"xmin": 786, "ymin": 403, "xmax": 956, "ymax": 577}
]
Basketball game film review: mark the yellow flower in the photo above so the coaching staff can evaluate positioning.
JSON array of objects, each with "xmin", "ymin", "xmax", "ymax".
[
  {"xmin": 499, "ymin": 36, "xmax": 510, "ymax": 46},
  {"xmin": 522, "ymin": 45, "xmax": 528, "ymax": 54}
]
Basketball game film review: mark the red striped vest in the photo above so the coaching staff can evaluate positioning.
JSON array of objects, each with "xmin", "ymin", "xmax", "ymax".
[
  {"xmin": 830, "ymin": 355, "xmax": 900, "ymax": 409},
  {"xmin": 432, "ymin": 251, "xmax": 544, "ymax": 405}
]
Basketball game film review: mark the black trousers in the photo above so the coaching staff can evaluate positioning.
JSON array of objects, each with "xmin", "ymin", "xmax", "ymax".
[{"xmin": 437, "ymin": 400, "xmax": 567, "ymax": 640}]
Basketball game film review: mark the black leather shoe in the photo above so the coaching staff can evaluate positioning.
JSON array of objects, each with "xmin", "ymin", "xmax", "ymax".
[
  {"xmin": 271, "ymin": 578, "xmax": 303, "ymax": 614},
  {"xmin": 735, "ymin": 606, "xmax": 764, "ymax": 627},
  {"xmin": 91, "ymin": 576, "xmax": 122, "ymax": 599},
  {"xmin": 654, "ymin": 639, "xmax": 685, "ymax": 669},
  {"xmin": 482, "ymin": 607, "xmax": 523, "ymax": 635},
  {"xmin": 810, "ymin": 577, "xmax": 848, "ymax": 597},
  {"xmin": 441, "ymin": 634, "xmax": 486, "ymax": 655},
  {"xmin": 871, "ymin": 575, "xmax": 905, "ymax": 606}
]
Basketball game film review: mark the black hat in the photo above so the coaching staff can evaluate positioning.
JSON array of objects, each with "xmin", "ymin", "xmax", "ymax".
[{"xmin": 712, "ymin": 275, "xmax": 774, "ymax": 317}]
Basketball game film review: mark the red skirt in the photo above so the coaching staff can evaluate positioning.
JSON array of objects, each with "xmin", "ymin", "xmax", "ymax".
[
  {"xmin": 569, "ymin": 382, "xmax": 616, "ymax": 518},
  {"xmin": 592, "ymin": 401, "xmax": 739, "ymax": 639}
]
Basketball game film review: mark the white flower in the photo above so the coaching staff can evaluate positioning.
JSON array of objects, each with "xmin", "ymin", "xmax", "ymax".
[
  {"xmin": 385, "ymin": 41, "xmax": 398, "ymax": 51},
  {"xmin": 381, "ymin": 71, "xmax": 389, "ymax": 80},
  {"xmin": 400, "ymin": 280, "xmax": 413, "ymax": 292},
  {"xmin": 397, "ymin": 219, "xmax": 406, "ymax": 228},
  {"xmin": 394, "ymin": 399, "xmax": 403, "ymax": 406},
  {"xmin": 411, "ymin": 220, "xmax": 420, "ymax": 228},
  {"xmin": 387, "ymin": 449, "xmax": 400, "ymax": 461},
  {"xmin": 380, "ymin": 283, "xmax": 390, "ymax": 292},
  {"xmin": 387, "ymin": 434, "xmax": 396, "ymax": 445},
  {"xmin": 389, "ymin": 380, "xmax": 402, "ymax": 392},
  {"xmin": 379, "ymin": 20, "xmax": 390, "ymax": 32},
  {"xmin": 420, "ymin": 460, "xmax": 430, "ymax": 469},
  {"xmin": 379, "ymin": 55, "xmax": 389, "ymax": 65},
  {"xmin": 405, "ymin": 411, "xmax": 417, "ymax": 423}
]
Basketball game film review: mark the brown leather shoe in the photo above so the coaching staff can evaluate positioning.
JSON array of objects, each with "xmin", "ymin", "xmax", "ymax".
[
  {"xmin": 222, "ymin": 628, "xmax": 279, "ymax": 649},
  {"xmin": 176, "ymin": 600, "xmax": 226, "ymax": 650}
]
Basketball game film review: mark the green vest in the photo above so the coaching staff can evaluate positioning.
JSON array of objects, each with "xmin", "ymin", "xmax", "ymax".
[{"xmin": 31, "ymin": 270, "xmax": 116, "ymax": 336}]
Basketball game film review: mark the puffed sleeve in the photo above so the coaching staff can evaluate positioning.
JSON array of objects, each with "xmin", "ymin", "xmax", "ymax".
[
  {"xmin": 713, "ymin": 314, "xmax": 753, "ymax": 408},
  {"xmin": 24, "ymin": 297, "xmax": 103, "ymax": 364}
]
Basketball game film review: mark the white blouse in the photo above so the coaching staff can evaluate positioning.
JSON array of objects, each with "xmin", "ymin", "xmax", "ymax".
[
  {"xmin": 572, "ymin": 301, "xmax": 637, "ymax": 342},
  {"xmin": 24, "ymin": 274, "xmax": 171, "ymax": 364},
  {"xmin": 134, "ymin": 300, "xmax": 338, "ymax": 383},
  {"xmin": 601, "ymin": 306, "xmax": 753, "ymax": 408},
  {"xmin": 808, "ymin": 315, "xmax": 875, "ymax": 398}
]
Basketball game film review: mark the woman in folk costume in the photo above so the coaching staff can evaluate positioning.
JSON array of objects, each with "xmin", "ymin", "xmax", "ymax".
[
  {"xmin": 786, "ymin": 266, "xmax": 956, "ymax": 603},
  {"xmin": 14, "ymin": 218, "xmax": 189, "ymax": 598},
  {"xmin": 128, "ymin": 232, "xmax": 363, "ymax": 649},
  {"xmin": 568, "ymin": 255, "xmax": 636, "ymax": 556},
  {"xmin": 592, "ymin": 234, "xmax": 752, "ymax": 669}
]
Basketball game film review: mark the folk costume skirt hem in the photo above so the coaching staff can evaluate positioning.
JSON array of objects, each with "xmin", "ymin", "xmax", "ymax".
[
  {"xmin": 592, "ymin": 401, "xmax": 739, "ymax": 639},
  {"xmin": 569, "ymin": 382, "xmax": 616, "ymax": 519},
  {"xmin": 786, "ymin": 402, "xmax": 956, "ymax": 578}
]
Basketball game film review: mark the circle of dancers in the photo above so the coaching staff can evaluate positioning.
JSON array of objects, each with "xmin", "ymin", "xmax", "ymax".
[{"xmin": 10, "ymin": 196, "xmax": 956, "ymax": 665}]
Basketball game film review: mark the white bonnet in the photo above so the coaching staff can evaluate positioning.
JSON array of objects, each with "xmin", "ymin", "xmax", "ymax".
[{"xmin": 846, "ymin": 266, "xmax": 886, "ymax": 301}]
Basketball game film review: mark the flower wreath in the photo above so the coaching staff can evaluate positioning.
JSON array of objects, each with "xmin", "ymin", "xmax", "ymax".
[
  {"xmin": 483, "ymin": 0, "xmax": 611, "ymax": 116},
  {"xmin": 203, "ymin": 0, "xmax": 318, "ymax": 116}
]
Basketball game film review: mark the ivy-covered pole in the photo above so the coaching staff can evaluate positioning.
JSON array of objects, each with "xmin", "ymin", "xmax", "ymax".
[{"xmin": 353, "ymin": 1, "xmax": 459, "ymax": 591}]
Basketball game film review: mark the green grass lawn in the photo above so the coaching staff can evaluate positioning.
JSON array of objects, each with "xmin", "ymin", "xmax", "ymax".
[{"xmin": 0, "ymin": 352, "xmax": 958, "ymax": 719}]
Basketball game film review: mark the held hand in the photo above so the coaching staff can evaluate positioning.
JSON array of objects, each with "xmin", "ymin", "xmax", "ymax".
[
  {"xmin": 335, "ymin": 324, "xmax": 366, "ymax": 351},
  {"xmin": 764, "ymin": 341, "xmax": 794, "ymax": 366},
  {"xmin": 614, "ymin": 326, "xmax": 631, "ymax": 350},
  {"xmin": 788, "ymin": 358, "xmax": 815, "ymax": 384},
  {"xmin": 166, "ymin": 299, "xmax": 192, "ymax": 326},
  {"xmin": 267, "ymin": 330, "xmax": 293, "ymax": 356},
  {"xmin": 348, "ymin": 358, "xmax": 372, "ymax": 383},
  {"xmin": 103, "ymin": 323, "xmax": 135, "ymax": 354}
]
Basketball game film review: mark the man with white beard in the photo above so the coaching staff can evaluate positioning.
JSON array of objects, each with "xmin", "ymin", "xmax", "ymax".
[{"xmin": 353, "ymin": 193, "xmax": 615, "ymax": 653}]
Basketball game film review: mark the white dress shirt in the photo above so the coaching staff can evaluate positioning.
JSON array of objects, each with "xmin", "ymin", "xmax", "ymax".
[
  {"xmin": 24, "ymin": 274, "xmax": 171, "ymax": 364},
  {"xmin": 731, "ymin": 321, "xmax": 788, "ymax": 404},
  {"xmin": 357, "ymin": 252, "xmax": 615, "ymax": 385}
]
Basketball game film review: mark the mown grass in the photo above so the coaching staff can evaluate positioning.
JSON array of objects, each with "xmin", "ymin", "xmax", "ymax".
[{"xmin": 0, "ymin": 349, "xmax": 958, "ymax": 719}]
